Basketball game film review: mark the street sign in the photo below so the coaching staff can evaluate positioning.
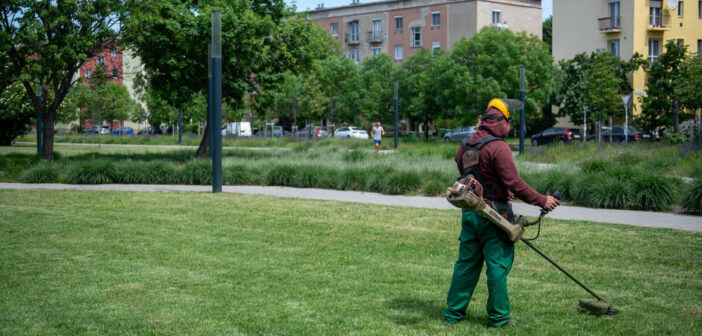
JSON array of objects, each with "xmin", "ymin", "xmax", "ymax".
[{"xmin": 622, "ymin": 94, "xmax": 632, "ymax": 107}]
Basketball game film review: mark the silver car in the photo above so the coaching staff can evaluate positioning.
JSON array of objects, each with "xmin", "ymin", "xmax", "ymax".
[
  {"xmin": 295, "ymin": 126, "xmax": 329, "ymax": 139},
  {"xmin": 444, "ymin": 126, "xmax": 477, "ymax": 142}
]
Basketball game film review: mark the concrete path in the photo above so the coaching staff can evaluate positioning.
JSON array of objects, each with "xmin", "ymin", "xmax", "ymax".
[{"xmin": 1, "ymin": 183, "xmax": 700, "ymax": 233}]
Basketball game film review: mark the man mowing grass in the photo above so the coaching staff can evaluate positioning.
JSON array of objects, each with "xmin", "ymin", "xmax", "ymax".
[{"xmin": 444, "ymin": 98, "xmax": 560, "ymax": 328}]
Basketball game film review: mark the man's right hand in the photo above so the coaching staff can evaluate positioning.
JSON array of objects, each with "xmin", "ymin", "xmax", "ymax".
[{"xmin": 543, "ymin": 195, "xmax": 560, "ymax": 211}]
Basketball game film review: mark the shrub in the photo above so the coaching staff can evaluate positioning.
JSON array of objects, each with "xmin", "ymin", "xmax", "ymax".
[
  {"xmin": 66, "ymin": 161, "xmax": 117, "ymax": 184},
  {"xmin": 381, "ymin": 170, "xmax": 421, "ymax": 195},
  {"xmin": 682, "ymin": 179, "xmax": 702, "ymax": 215},
  {"xmin": 339, "ymin": 167, "xmax": 367, "ymax": 191},
  {"xmin": 265, "ymin": 164, "xmax": 297, "ymax": 187},
  {"xmin": 341, "ymin": 150, "xmax": 368, "ymax": 163},
  {"xmin": 422, "ymin": 180, "xmax": 446, "ymax": 196},
  {"xmin": 20, "ymin": 163, "xmax": 60, "ymax": 183},
  {"xmin": 179, "ymin": 160, "xmax": 212, "ymax": 185},
  {"xmin": 224, "ymin": 164, "xmax": 257, "ymax": 185},
  {"xmin": 581, "ymin": 159, "xmax": 608, "ymax": 173},
  {"xmin": 115, "ymin": 161, "xmax": 179, "ymax": 184},
  {"xmin": 365, "ymin": 166, "xmax": 395, "ymax": 193},
  {"xmin": 631, "ymin": 173, "xmax": 677, "ymax": 211},
  {"xmin": 616, "ymin": 152, "xmax": 642, "ymax": 165}
]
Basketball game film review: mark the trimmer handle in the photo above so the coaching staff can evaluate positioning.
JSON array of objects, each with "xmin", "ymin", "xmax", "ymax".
[{"xmin": 553, "ymin": 191, "xmax": 562, "ymax": 201}]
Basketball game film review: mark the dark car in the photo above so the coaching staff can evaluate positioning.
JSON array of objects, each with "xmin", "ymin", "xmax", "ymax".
[
  {"xmin": 531, "ymin": 127, "xmax": 581, "ymax": 146},
  {"xmin": 443, "ymin": 126, "xmax": 477, "ymax": 142},
  {"xmin": 81, "ymin": 125, "xmax": 100, "ymax": 135},
  {"xmin": 137, "ymin": 126, "xmax": 161, "ymax": 135},
  {"xmin": 112, "ymin": 127, "xmax": 134, "ymax": 135},
  {"xmin": 587, "ymin": 126, "xmax": 641, "ymax": 143}
]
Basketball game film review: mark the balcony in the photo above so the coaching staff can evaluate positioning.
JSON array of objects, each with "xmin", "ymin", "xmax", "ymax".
[
  {"xmin": 598, "ymin": 16, "xmax": 621, "ymax": 32},
  {"xmin": 367, "ymin": 31, "xmax": 383, "ymax": 43},
  {"xmin": 491, "ymin": 22, "xmax": 508, "ymax": 30},
  {"xmin": 345, "ymin": 33, "xmax": 360, "ymax": 45},
  {"xmin": 647, "ymin": 12, "xmax": 670, "ymax": 30}
]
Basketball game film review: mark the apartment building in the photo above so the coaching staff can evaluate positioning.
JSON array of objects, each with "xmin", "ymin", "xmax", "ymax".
[
  {"xmin": 553, "ymin": 0, "xmax": 702, "ymax": 114},
  {"xmin": 307, "ymin": 0, "xmax": 542, "ymax": 64}
]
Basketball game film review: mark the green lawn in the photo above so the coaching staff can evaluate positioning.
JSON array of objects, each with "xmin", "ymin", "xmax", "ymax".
[{"xmin": 1, "ymin": 190, "xmax": 700, "ymax": 335}]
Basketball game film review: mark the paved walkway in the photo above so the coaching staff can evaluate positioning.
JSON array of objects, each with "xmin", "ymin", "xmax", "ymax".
[{"xmin": 1, "ymin": 183, "xmax": 700, "ymax": 232}]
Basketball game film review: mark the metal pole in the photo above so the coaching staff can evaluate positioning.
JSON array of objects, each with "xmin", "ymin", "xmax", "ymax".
[
  {"xmin": 624, "ymin": 105, "xmax": 629, "ymax": 143},
  {"xmin": 519, "ymin": 67, "xmax": 525, "ymax": 154},
  {"xmin": 178, "ymin": 109, "xmax": 182, "ymax": 144},
  {"xmin": 211, "ymin": 11, "xmax": 222, "ymax": 193},
  {"xmin": 36, "ymin": 82, "xmax": 42, "ymax": 154},
  {"xmin": 208, "ymin": 43, "xmax": 213, "ymax": 158},
  {"xmin": 583, "ymin": 106, "xmax": 588, "ymax": 144},
  {"xmin": 394, "ymin": 80, "xmax": 399, "ymax": 149}
]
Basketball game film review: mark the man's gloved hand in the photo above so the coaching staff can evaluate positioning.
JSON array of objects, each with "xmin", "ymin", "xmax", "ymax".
[{"xmin": 543, "ymin": 195, "xmax": 560, "ymax": 211}]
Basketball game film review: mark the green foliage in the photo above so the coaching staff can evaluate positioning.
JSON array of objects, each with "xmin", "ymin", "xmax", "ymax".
[
  {"xmin": 341, "ymin": 150, "xmax": 369, "ymax": 163},
  {"xmin": 115, "ymin": 161, "xmax": 178, "ymax": 184},
  {"xmin": 66, "ymin": 161, "xmax": 117, "ymax": 184},
  {"xmin": 0, "ymin": 0, "xmax": 131, "ymax": 160},
  {"xmin": 422, "ymin": 179, "xmax": 446, "ymax": 196},
  {"xmin": 0, "ymin": 81, "xmax": 33, "ymax": 145},
  {"xmin": 542, "ymin": 16, "xmax": 552, "ymax": 54},
  {"xmin": 638, "ymin": 40, "xmax": 688, "ymax": 133},
  {"xmin": 20, "ymin": 163, "xmax": 59, "ymax": 183},
  {"xmin": 682, "ymin": 178, "xmax": 702, "ymax": 215},
  {"xmin": 631, "ymin": 173, "xmax": 677, "ymax": 211},
  {"xmin": 379, "ymin": 170, "xmax": 421, "ymax": 195},
  {"xmin": 661, "ymin": 132, "xmax": 688, "ymax": 144},
  {"xmin": 676, "ymin": 54, "xmax": 702, "ymax": 112},
  {"xmin": 179, "ymin": 160, "xmax": 212, "ymax": 185}
]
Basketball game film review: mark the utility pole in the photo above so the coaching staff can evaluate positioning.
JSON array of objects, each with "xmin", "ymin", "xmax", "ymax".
[
  {"xmin": 178, "ymin": 109, "xmax": 182, "ymax": 144},
  {"xmin": 583, "ymin": 105, "xmax": 588, "ymax": 144},
  {"xmin": 394, "ymin": 80, "xmax": 399, "ymax": 149},
  {"xmin": 211, "ymin": 11, "xmax": 222, "ymax": 193},
  {"xmin": 208, "ymin": 43, "xmax": 213, "ymax": 158},
  {"xmin": 519, "ymin": 67, "xmax": 525, "ymax": 154}
]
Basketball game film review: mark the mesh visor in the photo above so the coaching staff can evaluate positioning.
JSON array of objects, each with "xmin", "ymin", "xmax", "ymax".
[{"xmin": 502, "ymin": 99, "xmax": 524, "ymax": 112}]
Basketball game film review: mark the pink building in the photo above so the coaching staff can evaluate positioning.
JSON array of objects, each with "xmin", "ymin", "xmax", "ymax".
[
  {"xmin": 308, "ymin": 0, "xmax": 542, "ymax": 64},
  {"xmin": 78, "ymin": 45, "xmax": 123, "ymax": 85}
]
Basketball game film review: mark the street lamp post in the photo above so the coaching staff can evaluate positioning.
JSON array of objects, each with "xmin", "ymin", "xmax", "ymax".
[
  {"xmin": 36, "ymin": 81, "xmax": 42, "ymax": 154},
  {"xmin": 211, "ymin": 11, "xmax": 222, "ymax": 193}
]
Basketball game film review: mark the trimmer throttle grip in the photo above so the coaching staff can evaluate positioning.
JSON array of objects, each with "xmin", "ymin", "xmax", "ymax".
[{"xmin": 553, "ymin": 191, "xmax": 562, "ymax": 201}]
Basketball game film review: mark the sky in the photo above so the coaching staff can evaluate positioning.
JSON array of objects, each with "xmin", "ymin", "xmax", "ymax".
[{"xmin": 287, "ymin": 0, "xmax": 553, "ymax": 21}]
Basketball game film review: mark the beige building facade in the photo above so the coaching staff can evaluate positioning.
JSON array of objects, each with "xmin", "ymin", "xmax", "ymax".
[
  {"xmin": 308, "ymin": 0, "xmax": 543, "ymax": 64},
  {"xmin": 554, "ymin": 0, "xmax": 702, "ymax": 115}
]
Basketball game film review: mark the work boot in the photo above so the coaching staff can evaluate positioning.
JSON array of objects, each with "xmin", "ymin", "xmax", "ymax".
[{"xmin": 488, "ymin": 319, "xmax": 517, "ymax": 328}]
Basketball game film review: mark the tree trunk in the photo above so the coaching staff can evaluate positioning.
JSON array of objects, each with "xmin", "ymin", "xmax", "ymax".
[
  {"xmin": 195, "ymin": 122, "xmax": 210, "ymax": 158},
  {"xmin": 608, "ymin": 115, "xmax": 613, "ymax": 143},
  {"xmin": 673, "ymin": 96, "xmax": 679, "ymax": 133},
  {"xmin": 41, "ymin": 112, "xmax": 54, "ymax": 161}
]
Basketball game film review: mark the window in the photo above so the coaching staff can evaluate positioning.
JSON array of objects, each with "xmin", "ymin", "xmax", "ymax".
[
  {"xmin": 609, "ymin": 39, "xmax": 620, "ymax": 58},
  {"xmin": 431, "ymin": 12, "xmax": 440, "ymax": 27},
  {"xmin": 678, "ymin": 1, "xmax": 684, "ymax": 17},
  {"xmin": 395, "ymin": 16, "xmax": 403, "ymax": 30},
  {"xmin": 609, "ymin": 1, "xmax": 620, "ymax": 27},
  {"xmin": 650, "ymin": 6, "xmax": 661, "ymax": 26},
  {"xmin": 411, "ymin": 27, "xmax": 421, "ymax": 47},
  {"xmin": 350, "ymin": 49, "xmax": 359, "ymax": 63},
  {"xmin": 97, "ymin": 56, "xmax": 105, "ymax": 65},
  {"xmin": 395, "ymin": 45, "xmax": 403, "ymax": 60},
  {"xmin": 492, "ymin": 10, "xmax": 502, "ymax": 24},
  {"xmin": 372, "ymin": 19, "xmax": 382, "ymax": 40},
  {"xmin": 85, "ymin": 69, "xmax": 91, "ymax": 78},
  {"xmin": 110, "ymin": 47, "xmax": 117, "ymax": 57},
  {"xmin": 112, "ymin": 67, "xmax": 118, "ymax": 78},
  {"xmin": 331, "ymin": 23, "xmax": 338, "ymax": 37},
  {"xmin": 432, "ymin": 42, "xmax": 440, "ymax": 51},
  {"xmin": 677, "ymin": 39, "xmax": 684, "ymax": 47},
  {"xmin": 349, "ymin": 21, "xmax": 359, "ymax": 43},
  {"xmin": 371, "ymin": 47, "xmax": 382, "ymax": 56},
  {"xmin": 649, "ymin": 39, "xmax": 661, "ymax": 64},
  {"xmin": 698, "ymin": 39, "xmax": 701, "ymax": 55},
  {"xmin": 699, "ymin": 1, "xmax": 701, "ymax": 18}
]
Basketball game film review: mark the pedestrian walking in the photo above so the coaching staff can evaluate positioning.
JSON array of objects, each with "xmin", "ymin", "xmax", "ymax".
[{"xmin": 371, "ymin": 121, "xmax": 385, "ymax": 152}]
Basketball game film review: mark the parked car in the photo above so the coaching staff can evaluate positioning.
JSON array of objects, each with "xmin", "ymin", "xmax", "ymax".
[
  {"xmin": 295, "ymin": 126, "xmax": 329, "ymax": 139},
  {"xmin": 443, "ymin": 126, "xmax": 477, "ymax": 142},
  {"xmin": 273, "ymin": 126, "xmax": 284, "ymax": 137},
  {"xmin": 112, "ymin": 127, "xmax": 134, "ymax": 135},
  {"xmin": 531, "ymin": 127, "xmax": 581, "ymax": 146},
  {"xmin": 222, "ymin": 122, "xmax": 252, "ymax": 137},
  {"xmin": 586, "ymin": 126, "xmax": 641, "ymax": 143},
  {"xmin": 81, "ymin": 125, "xmax": 100, "ymax": 135},
  {"xmin": 335, "ymin": 126, "xmax": 369, "ymax": 140},
  {"xmin": 137, "ymin": 126, "xmax": 161, "ymax": 135}
]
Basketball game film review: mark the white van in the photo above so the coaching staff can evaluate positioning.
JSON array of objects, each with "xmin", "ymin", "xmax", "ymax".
[{"xmin": 222, "ymin": 122, "xmax": 252, "ymax": 137}]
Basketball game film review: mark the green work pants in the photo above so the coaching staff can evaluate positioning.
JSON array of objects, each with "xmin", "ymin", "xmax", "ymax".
[{"xmin": 444, "ymin": 210, "xmax": 515, "ymax": 327}]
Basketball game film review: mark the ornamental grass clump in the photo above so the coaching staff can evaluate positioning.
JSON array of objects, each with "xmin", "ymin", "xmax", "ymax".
[
  {"xmin": 422, "ymin": 179, "xmax": 446, "ymax": 196},
  {"xmin": 631, "ymin": 173, "xmax": 678, "ymax": 211},
  {"xmin": 682, "ymin": 178, "xmax": 702, "ymax": 215},
  {"xmin": 115, "ymin": 161, "xmax": 179, "ymax": 184},
  {"xmin": 223, "ymin": 164, "xmax": 257, "ymax": 185},
  {"xmin": 20, "ymin": 163, "xmax": 60, "ymax": 183},
  {"xmin": 265, "ymin": 164, "xmax": 296, "ymax": 187},
  {"xmin": 341, "ymin": 149, "xmax": 369, "ymax": 163},
  {"xmin": 66, "ymin": 161, "xmax": 117, "ymax": 184},
  {"xmin": 381, "ymin": 170, "xmax": 421, "ymax": 195},
  {"xmin": 179, "ymin": 160, "xmax": 212, "ymax": 185},
  {"xmin": 339, "ymin": 167, "xmax": 367, "ymax": 191}
]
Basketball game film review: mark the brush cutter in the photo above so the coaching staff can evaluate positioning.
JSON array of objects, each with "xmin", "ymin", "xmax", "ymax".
[{"xmin": 446, "ymin": 179, "xmax": 619, "ymax": 316}]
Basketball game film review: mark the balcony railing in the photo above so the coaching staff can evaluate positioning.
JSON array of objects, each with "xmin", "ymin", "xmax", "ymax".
[
  {"xmin": 367, "ymin": 31, "xmax": 383, "ymax": 43},
  {"xmin": 598, "ymin": 16, "xmax": 621, "ymax": 31},
  {"xmin": 648, "ymin": 12, "xmax": 670, "ymax": 29},
  {"xmin": 345, "ymin": 33, "xmax": 360, "ymax": 44}
]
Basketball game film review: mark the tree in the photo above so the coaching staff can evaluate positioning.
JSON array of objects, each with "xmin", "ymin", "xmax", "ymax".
[
  {"xmin": 0, "ymin": 81, "xmax": 33, "ymax": 145},
  {"xmin": 638, "ymin": 40, "xmax": 688, "ymax": 133},
  {"xmin": 583, "ymin": 52, "xmax": 625, "ymax": 124},
  {"xmin": 542, "ymin": 15, "xmax": 552, "ymax": 54},
  {"xmin": 311, "ymin": 55, "xmax": 361, "ymax": 129},
  {"xmin": 675, "ymin": 54, "xmax": 702, "ymax": 114},
  {"xmin": 359, "ymin": 53, "xmax": 395, "ymax": 127},
  {"xmin": 0, "ymin": 0, "xmax": 131, "ymax": 160},
  {"xmin": 123, "ymin": 0, "xmax": 338, "ymax": 157},
  {"xmin": 397, "ymin": 49, "xmax": 441, "ymax": 140},
  {"xmin": 451, "ymin": 27, "xmax": 555, "ymax": 136}
]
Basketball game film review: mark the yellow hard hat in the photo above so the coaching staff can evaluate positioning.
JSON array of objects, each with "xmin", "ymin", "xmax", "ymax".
[{"xmin": 488, "ymin": 98, "xmax": 510, "ymax": 120}]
